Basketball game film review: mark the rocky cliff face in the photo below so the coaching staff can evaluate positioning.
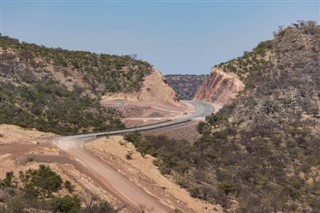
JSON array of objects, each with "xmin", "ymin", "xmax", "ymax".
[{"xmin": 194, "ymin": 67, "xmax": 244, "ymax": 109}]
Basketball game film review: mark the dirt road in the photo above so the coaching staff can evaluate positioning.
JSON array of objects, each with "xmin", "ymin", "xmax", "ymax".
[{"xmin": 53, "ymin": 136, "xmax": 172, "ymax": 213}]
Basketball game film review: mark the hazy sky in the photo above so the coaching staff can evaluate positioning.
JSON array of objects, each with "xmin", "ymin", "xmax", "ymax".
[{"xmin": 1, "ymin": 0, "xmax": 319, "ymax": 74}]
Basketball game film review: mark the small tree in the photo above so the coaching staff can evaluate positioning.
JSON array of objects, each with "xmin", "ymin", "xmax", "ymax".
[
  {"xmin": 197, "ymin": 121, "xmax": 211, "ymax": 135},
  {"xmin": 65, "ymin": 181, "xmax": 74, "ymax": 193},
  {"xmin": 50, "ymin": 195, "xmax": 81, "ymax": 213},
  {"xmin": 126, "ymin": 151, "xmax": 134, "ymax": 160},
  {"xmin": 218, "ymin": 182, "xmax": 237, "ymax": 196}
]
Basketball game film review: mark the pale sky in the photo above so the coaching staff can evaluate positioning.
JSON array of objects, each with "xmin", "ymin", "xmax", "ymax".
[{"xmin": 1, "ymin": 0, "xmax": 319, "ymax": 74}]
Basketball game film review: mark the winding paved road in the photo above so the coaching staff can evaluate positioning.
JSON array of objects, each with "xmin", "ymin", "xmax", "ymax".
[{"xmin": 53, "ymin": 100, "xmax": 214, "ymax": 212}]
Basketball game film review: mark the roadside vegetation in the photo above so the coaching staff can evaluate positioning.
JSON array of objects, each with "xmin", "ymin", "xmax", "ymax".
[
  {"xmin": 126, "ymin": 21, "xmax": 320, "ymax": 212},
  {"xmin": 0, "ymin": 165, "xmax": 120, "ymax": 212}
]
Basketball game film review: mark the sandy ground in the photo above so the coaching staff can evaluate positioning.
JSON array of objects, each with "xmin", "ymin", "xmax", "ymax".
[
  {"xmin": 86, "ymin": 136, "xmax": 223, "ymax": 213},
  {"xmin": 0, "ymin": 124, "xmax": 55, "ymax": 178},
  {"xmin": 0, "ymin": 124, "xmax": 55, "ymax": 145}
]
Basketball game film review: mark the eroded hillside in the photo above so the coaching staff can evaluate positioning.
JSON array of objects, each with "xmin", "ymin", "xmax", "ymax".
[
  {"xmin": 0, "ymin": 35, "xmax": 154, "ymax": 134},
  {"xmin": 194, "ymin": 67, "xmax": 244, "ymax": 110}
]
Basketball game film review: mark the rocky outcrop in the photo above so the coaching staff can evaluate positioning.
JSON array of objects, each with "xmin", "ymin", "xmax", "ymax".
[
  {"xmin": 140, "ymin": 69, "xmax": 179, "ymax": 103},
  {"xmin": 194, "ymin": 67, "xmax": 244, "ymax": 109}
]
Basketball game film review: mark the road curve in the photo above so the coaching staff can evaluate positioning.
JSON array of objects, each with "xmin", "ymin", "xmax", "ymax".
[
  {"xmin": 67, "ymin": 100, "xmax": 214, "ymax": 139},
  {"xmin": 53, "ymin": 100, "xmax": 214, "ymax": 212}
]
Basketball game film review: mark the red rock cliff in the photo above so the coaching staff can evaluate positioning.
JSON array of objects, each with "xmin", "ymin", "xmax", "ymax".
[{"xmin": 194, "ymin": 67, "xmax": 244, "ymax": 109}]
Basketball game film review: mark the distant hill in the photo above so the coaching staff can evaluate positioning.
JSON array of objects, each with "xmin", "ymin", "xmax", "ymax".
[
  {"xmin": 165, "ymin": 74, "xmax": 207, "ymax": 100},
  {"xmin": 0, "ymin": 35, "xmax": 153, "ymax": 134}
]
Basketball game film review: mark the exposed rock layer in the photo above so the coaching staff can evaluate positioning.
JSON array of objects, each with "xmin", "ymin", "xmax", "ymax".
[{"xmin": 194, "ymin": 67, "xmax": 244, "ymax": 109}]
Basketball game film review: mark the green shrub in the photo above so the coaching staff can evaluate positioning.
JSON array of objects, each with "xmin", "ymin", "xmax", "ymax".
[
  {"xmin": 83, "ymin": 201, "xmax": 119, "ymax": 213},
  {"xmin": 197, "ymin": 121, "xmax": 211, "ymax": 134},
  {"xmin": 19, "ymin": 165, "xmax": 62, "ymax": 198},
  {"xmin": 50, "ymin": 195, "xmax": 81, "ymax": 213},
  {"xmin": 65, "ymin": 181, "xmax": 74, "ymax": 193}
]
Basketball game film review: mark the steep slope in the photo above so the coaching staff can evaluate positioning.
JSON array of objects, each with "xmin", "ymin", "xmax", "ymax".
[
  {"xmin": 200, "ymin": 21, "xmax": 320, "ymax": 212},
  {"xmin": 127, "ymin": 21, "xmax": 320, "ymax": 212},
  {"xmin": 165, "ymin": 74, "xmax": 207, "ymax": 100},
  {"xmin": 0, "ymin": 35, "xmax": 153, "ymax": 134},
  {"xmin": 194, "ymin": 68, "xmax": 244, "ymax": 109}
]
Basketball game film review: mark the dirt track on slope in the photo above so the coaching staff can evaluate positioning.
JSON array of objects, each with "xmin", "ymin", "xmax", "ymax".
[{"xmin": 54, "ymin": 137, "xmax": 173, "ymax": 213}]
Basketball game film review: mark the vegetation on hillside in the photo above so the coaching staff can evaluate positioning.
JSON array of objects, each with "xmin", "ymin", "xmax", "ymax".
[
  {"xmin": 127, "ymin": 21, "xmax": 320, "ymax": 212},
  {"xmin": 0, "ymin": 35, "xmax": 154, "ymax": 134},
  {"xmin": 0, "ymin": 35, "xmax": 152, "ymax": 93},
  {"xmin": 218, "ymin": 39, "xmax": 272, "ymax": 82},
  {"xmin": 0, "ymin": 78, "xmax": 123, "ymax": 135},
  {"xmin": 0, "ymin": 165, "xmax": 119, "ymax": 212},
  {"xmin": 165, "ymin": 75, "xmax": 207, "ymax": 100}
]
